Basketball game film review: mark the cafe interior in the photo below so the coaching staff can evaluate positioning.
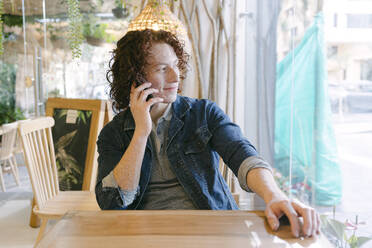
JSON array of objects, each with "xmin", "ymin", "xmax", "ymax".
[{"xmin": 1, "ymin": 0, "xmax": 372, "ymax": 247}]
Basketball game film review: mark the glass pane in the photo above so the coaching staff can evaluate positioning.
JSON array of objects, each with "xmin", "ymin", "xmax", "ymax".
[
  {"xmin": 276, "ymin": 0, "xmax": 372, "ymax": 242},
  {"xmin": 1, "ymin": 0, "xmax": 136, "ymax": 119},
  {"xmin": 276, "ymin": 0, "xmax": 327, "ymax": 207},
  {"xmin": 324, "ymin": 0, "xmax": 372, "ymax": 239}
]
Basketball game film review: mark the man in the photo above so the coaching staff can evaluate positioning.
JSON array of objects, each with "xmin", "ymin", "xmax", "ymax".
[{"xmin": 96, "ymin": 29, "xmax": 320, "ymax": 238}]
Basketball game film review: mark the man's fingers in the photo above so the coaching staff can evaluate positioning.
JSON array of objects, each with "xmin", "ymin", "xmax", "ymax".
[
  {"xmin": 297, "ymin": 206, "xmax": 312, "ymax": 237},
  {"xmin": 280, "ymin": 201, "xmax": 300, "ymax": 238},
  {"xmin": 139, "ymin": 88, "xmax": 159, "ymax": 102},
  {"xmin": 131, "ymin": 82, "xmax": 152, "ymax": 100},
  {"xmin": 267, "ymin": 199, "xmax": 320, "ymax": 238},
  {"xmin": 312, "ymin": 210, "xmax": 318, "ymax": 236},
  {"xmin": 265, "ymin": 208, "xmax": 279, "ymax": 231},
  {"xmin": 292, "ymin": 201, "xmax": 316, "ymax": 237},
  {"xmin": 316, "ymin": 211, "xmax": 321, "ymax": 234},
  {"xmin": 147, "ymin": 97, "xmax": 164, "ymax": 105}
]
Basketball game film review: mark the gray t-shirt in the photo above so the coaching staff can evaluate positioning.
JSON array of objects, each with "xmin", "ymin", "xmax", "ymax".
[{"xmin": 140, "ymin": 105, "xmax": 196, "ymax": 209}]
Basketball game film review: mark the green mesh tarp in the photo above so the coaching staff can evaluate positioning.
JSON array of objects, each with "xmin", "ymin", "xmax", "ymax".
[{"xmin": 275, "ymin": 13, "xmax": 342, "ymax": 206}]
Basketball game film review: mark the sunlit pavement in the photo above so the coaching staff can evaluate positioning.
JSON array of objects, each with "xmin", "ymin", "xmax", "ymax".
[{"xmin": 316, "ymin": 112, "xmax": 372, "ymax": 238}]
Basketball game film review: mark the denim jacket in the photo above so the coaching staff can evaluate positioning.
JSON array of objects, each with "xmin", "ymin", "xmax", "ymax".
[{"xmin": 95, "ymin": 95, "xmax": 258, "ymax": 210}]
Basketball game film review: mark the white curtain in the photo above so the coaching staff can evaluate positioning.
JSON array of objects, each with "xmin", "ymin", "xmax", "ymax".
[
  {"xmin": 235, "ymin": 0, "xmax": 280, "ymax": 167},
  {"xmin": 177, "ymin": 0, "xmax": 280, "ymax": 166}
]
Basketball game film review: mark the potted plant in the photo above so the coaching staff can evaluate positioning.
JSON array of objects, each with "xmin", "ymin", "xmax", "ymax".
[
  {"xmin": 83, "ymin": 14, "xmax": 115, "ymax": 46},
  {"xmin": 83, "ymin": 22, "xmax": 106, "ymax": 46},
  {"xmin": 112, "ymin": 0, "xmax": 130, "ymax": 19}
]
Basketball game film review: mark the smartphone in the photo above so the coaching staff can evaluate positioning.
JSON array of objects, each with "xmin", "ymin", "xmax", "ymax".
[
  {"xmin": 135, "ymin": 76, "xmax": 153, "ymax": 101},
  {"xmin": 146, "ymin": 93, "xmax": 153, "ymax": 102}
]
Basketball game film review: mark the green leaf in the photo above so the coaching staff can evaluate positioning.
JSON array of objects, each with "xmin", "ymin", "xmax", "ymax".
[
  {"xmin": 327, "ymin": 219, "xmax": 346, "ymax": 241},
  {"xmin": 347, "ymin": 234, "xmax": 358, "ymax": 248},
  {"xmin": 55, "ymin": 130, "xmax": 78, "ymax": 149},
  {"xmin": 358, "ymin": 236, "xmax": 372, "ymax": 247},
  {"xmin": 58, "ymin": 109, "xmax": 68, "ymax": 119},
  {"xmin": 320, "ymin": 215, "xmax": 345, "ymax": 241},
  {"xmin": 78, "ymin": 111, "xmax": 86, "ymax": 124}
]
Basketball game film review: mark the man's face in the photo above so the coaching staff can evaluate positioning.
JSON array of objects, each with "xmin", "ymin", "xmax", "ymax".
[{"xmin": 144, "ymin": 42, "xmax": 180, "ymax": 103}]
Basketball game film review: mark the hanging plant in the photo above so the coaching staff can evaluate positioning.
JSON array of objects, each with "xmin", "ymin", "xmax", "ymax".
[
  {"xmin": 2, "ymin": 14, "xmax": 28, "ymax": 27},
  {"xmin": 0, "ymin": 0, "xmax": 4, "ymax": 55},
  {"xmin": 67, "ymin": 0, "xmax": 84, "ymax": 59}
]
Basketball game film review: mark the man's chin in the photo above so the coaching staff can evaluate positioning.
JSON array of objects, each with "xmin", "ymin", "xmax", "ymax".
[{"xmin": 162, "ymin": 94, "xmax": 177, "ymax": 103}]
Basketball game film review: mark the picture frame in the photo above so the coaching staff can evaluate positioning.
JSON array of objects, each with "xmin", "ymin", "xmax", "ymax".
[{"xmin": 45, "ymin": 98, "xmax": 106, "ymax": 191}]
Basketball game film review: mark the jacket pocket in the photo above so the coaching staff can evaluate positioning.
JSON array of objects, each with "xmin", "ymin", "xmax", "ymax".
[{"xmin": 184, "ymin": 125, "xmax": 212, "ymax": 154}]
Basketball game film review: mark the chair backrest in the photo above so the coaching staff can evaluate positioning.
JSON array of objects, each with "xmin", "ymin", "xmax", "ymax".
[
  {"xmin": 13, "ymin": 119, "xmax": 30, "ymax": 154},
  {"xmin": 18, "ymin": 117, "xmax": 59, "ymax": 209},
  {"xmin": 0, "ymin": 122, "xmax": 18, "ymax": 159}
]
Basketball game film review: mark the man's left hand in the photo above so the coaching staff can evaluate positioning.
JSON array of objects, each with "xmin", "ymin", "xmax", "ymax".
[{"xmin": 265, "ymin": 197, "xmax": 320, "ymax": 238}]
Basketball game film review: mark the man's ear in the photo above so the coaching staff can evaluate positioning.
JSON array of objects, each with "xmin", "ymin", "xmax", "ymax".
[{"xmin": 177, "ymin": 81, "xmax": 183, "ymax": 94}]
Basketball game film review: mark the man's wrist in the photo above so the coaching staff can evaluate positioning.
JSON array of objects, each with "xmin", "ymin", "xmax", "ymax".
[
  {"xmin": 263, "ymin": 189, "xmax": 288, "ymax": 204},
  {"xmin": 133, "ymin": 129, "xmax": 150, "ymax": 141}
]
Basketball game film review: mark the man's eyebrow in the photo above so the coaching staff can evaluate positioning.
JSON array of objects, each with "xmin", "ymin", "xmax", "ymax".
[
  {"xmin": 149, "ymin": 60, "xmax": 179, "ymax": 67},
  {"xmin": 151, "ymin": 63, "xmax": 168, "ymax": 66}
]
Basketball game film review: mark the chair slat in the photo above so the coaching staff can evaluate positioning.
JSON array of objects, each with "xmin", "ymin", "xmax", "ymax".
[
  {"xmin": 23, "ymin": 133, "xmax": 42, "ymax": 207},
  {"xmin": 29, "ymin": 132, "xmax": 46, "ymax": 207},
  {"xmin": 37, "ymin": 129, "xmax": 54, "ymax": 200},
  {"xmin": 47, "ymin": 127, "xmax": 59, "ymax": 195},
  {"xmin": 41, "ymin": 128, "xmax": 57, "ymax": 197}
]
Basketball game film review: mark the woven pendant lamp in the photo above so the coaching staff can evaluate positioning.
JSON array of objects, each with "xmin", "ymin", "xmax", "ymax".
[{"xmin": 127, "ymin": 0, "xmax": 186, "ymax": 37}]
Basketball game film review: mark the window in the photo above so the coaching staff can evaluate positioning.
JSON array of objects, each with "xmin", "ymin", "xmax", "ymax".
[
  {"xmin": 276, "ymin": 0, "xmax": 372, "ymax": 238},
  {"xmin": 361, "ymin": 59, "xmax": 372, "ymax": 81},
  {"xmin": 327, "ymin": 46, "xmax": 338, "ymax": 58},
  {"xmin": 333, "ymin": 13, "xmax": 338, "ymax": 27},
  {"xmin": 347, "ymin": 14, "xmax": 372, "ymax": 28}
]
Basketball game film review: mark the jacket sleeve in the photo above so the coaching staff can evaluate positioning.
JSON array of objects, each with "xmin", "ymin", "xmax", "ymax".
[
  {"xmin": 95, "ymin": 121, "xmax": 135, "ymax": 210},
  {"xmin": 206, "ymin": 101, "xmax": 259, "ymax": 177}
]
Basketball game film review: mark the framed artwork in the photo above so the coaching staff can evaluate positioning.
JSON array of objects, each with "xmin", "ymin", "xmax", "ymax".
[{"xmin": 46, "ymin": 98, "xmax": 106, "ymax": 191}]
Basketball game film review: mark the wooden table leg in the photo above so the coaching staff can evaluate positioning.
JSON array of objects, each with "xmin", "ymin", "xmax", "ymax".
[{"xmin": 29, "ymin": 197, "xmax": 40, "ymax": 228}]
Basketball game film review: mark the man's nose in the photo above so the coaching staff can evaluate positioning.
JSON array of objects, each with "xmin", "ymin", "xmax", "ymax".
[{"xmin": 167, "ymin": 67, "xmax": 179, "ymax": 82}]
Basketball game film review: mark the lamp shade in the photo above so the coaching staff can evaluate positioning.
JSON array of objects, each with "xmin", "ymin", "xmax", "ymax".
[{"xmin": 127, "ymin": 1, "xmax": 186, "ymax": 37}]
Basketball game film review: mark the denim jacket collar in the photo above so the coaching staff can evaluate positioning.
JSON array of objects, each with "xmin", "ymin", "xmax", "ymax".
[
  {"xmin": 172, "ymin": 95, "xmax": 191, "ymax": 119},
  {"xmin": 121, "ymin": 95, "xmax": 191, "ymax": 132}
]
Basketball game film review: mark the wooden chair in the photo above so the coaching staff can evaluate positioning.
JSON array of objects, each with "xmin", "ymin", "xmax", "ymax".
[
  {"xmin": 18, "ymin": 117, "xmax": 100, "ymax": 245},
  {"xmin": 0, "ymin": 122, "xmax": 20, "ymax": 192},
  {"xmin": 219, "ymin": 159, "xmax": 240, "ymax": 205},
  {"xmin": 12, "ymin": 119, "xmax": 29, "ymax": 166}
]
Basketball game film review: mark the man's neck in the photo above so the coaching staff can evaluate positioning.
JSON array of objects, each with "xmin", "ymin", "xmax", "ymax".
[{"xmin": 150, "ymin": 102, "xmax": 170, "ymax": 124}]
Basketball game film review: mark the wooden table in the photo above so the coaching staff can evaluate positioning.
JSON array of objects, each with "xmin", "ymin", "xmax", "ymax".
[{"xmin": 37, "ymin": 210, "xmax": 331, "ymax": 248}]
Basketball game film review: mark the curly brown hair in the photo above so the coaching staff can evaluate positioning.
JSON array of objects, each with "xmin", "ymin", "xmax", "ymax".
[{"xmin": 106, "ymin": 29, "xmax": 189, "ymax": 112}]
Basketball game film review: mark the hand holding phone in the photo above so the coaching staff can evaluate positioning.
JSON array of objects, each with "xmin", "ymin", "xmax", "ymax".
[
  {"xmin": 135, "ymin": 77, "xmax": 154, "ymax": 102},
  {"xmin": 130, "ymin": 82, "xmax": 163, "ymax": 137}
]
